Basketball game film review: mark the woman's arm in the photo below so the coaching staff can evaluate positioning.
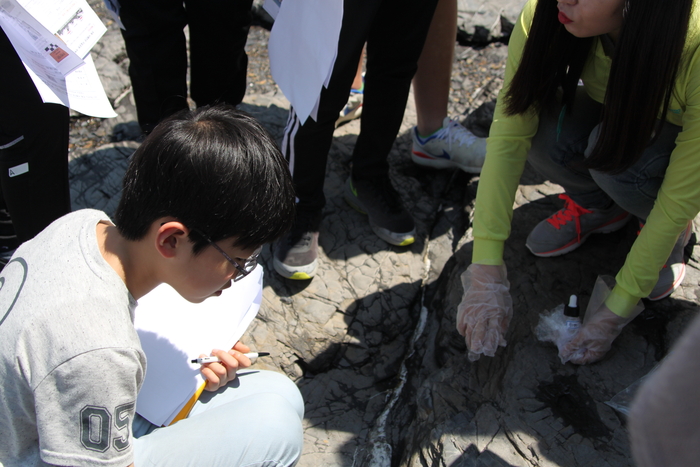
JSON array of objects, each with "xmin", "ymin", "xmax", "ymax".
[
  {"xmin": 472, "ymin": 0, "xmax": 540, "ymax": 266},
  {"xmin": 609, "ymin": 37, "xmax": 700, "ymax": 316}
]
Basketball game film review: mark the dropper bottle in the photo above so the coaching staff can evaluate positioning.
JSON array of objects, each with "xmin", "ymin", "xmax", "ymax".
[{"xmin": 563, "ymin": 294, "xmax": 581, "ymax": 340}]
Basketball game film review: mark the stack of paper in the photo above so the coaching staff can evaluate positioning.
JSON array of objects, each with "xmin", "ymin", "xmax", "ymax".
[{"xmin": 134, "ymin": 266, "xmax": 263, "ymax": 426}]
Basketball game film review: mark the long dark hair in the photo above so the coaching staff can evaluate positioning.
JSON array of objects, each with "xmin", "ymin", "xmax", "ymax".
[{"xmin": 505, "ymin": 0, "xmax": 693, "ymax": 174}]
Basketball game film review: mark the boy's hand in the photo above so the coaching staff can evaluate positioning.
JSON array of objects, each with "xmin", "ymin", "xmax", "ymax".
[{"xmin": 200, "ymin": 341, "xmax": 252, "ymax": 391}]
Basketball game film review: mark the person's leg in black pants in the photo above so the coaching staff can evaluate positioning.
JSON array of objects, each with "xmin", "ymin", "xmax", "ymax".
[
  {"xmin": 280, "ymin": 0, "xmax": 379, "ymax": 215},
  {"xmin": 273, "ymin": 0, "xmax": 383, "ymax": 280},
  {"xmin": 353, "ymin": 0, "xmax": 438, "ymax": 179},
  {"xmin": 281, "ymin": 0, "xmax": 437, "ymax": 213},
  {"xmin": 342, "ymin": 0, "xmax": 437, "ymax": 248},
  {"xmin": 274, "ymin": 0, "xmax": 438, "ymax": 279},
  {"xmin": 186, "ymin": 0, "xmax": 253, "ymax": 108},
  {"xmin": 119, "ymin": 0, "xmax": 190, "ymax": 134},
  {"xmin": 119, "ymin": 0, "xmax": 252, "ymax": 134},
  {"xmin": 0, "ymin": 28, "xmax": 71, "ymax": 256}
]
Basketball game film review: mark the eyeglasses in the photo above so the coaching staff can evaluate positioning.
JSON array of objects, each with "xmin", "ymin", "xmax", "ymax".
[{"xmin": 193, "ymin": 229, "xmax": 262, "ymax": 282}]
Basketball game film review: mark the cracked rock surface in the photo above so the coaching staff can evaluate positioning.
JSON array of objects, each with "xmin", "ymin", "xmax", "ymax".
[{"xmin": 69, "ymin": 2, "xmax": 700, "ymax": 465}]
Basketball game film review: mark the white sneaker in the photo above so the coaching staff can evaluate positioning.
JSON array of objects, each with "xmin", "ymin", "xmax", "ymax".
[
  {"xmin": 411, "ymin": 117, "xmax": 486, "ymax": 174},
  {"xmin": 335, "ymin": 91, "xmax": 363, "ymax": 128}
]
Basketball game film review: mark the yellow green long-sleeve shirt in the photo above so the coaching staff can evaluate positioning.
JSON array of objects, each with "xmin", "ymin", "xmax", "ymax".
[{"xmin": 472, "ymin": 0, "xmax": 700, "ymax": 317}]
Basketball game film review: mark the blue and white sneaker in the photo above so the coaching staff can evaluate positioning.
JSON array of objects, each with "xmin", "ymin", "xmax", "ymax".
[
  {"xmin": 411, "ymin": 117, "xmax": 486, "ymax": 174},
  {"xmin": 335, "ymin": 86, "xmax": 364, "ymax": 128}
]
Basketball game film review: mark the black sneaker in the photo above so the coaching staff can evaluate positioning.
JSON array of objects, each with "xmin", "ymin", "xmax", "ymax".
[
  {"xmin": 273, "ymin": 209, "xmax": 322, "ymax": 280},
  {"xmin": 343, "ymin": 176, "xmax": 415, "ymax": 246}
]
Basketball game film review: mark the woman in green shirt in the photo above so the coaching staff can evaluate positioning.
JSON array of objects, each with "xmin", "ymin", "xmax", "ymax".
[{"xmin": 457, "ymin": 0, "xmax": 699, "ymax": 364}]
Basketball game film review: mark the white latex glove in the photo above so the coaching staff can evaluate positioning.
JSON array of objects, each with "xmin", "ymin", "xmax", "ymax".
[
  {"xmin": 456, "ymin": 263, "xmax": 513, "ymax": 361},
  {"xmin": 559, "ymin": 276, "xmax": 644, "ymax": 364}
]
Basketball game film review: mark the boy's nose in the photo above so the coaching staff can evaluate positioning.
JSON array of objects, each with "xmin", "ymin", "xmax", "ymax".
[{"xmin": 557, "ymin": 0, "xmax": 577, "ymax": 5}]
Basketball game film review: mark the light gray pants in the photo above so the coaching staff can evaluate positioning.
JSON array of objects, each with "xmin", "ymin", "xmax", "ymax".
[
  {"xmin": 628, "ymin": 313, "xmax": 700, "ymax": 466},
  {"xmin": 528, "ymin": 87, "xmax": 681, "ymax": 221},
  {"xmin": 133, "ymin": 370, "xmax": 304, "ymax": 467}
]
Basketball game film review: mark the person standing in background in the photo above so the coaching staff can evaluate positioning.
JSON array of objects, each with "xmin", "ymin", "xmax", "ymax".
[
  {"xmin": 0, "ymin": 27, "xmax": 72, "ymax": 266},
  {"xmin": 411, "ymin": 0, "xmax": 487, "ymax": 174},
  {"xmin": 118, "ymin": 0, "xmax": 253, "ymax": 134},
  {"xmin": 273, "ymin": 0, "xmax": 439, "ymax": 280}
]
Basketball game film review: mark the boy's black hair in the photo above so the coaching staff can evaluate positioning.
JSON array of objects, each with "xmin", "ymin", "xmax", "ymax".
[{"xmin": 114, "ymin": 105, "xmax": 295, "ymax": 254}]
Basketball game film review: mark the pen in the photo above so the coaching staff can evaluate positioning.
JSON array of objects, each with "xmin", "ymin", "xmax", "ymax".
[{"xmin": 190, "ymin": 352, "xmax": 270, "ymax": 364}]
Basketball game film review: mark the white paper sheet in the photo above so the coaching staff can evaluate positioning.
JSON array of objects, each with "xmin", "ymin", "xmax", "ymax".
[
  {"xmin": 18, "ymin": 0, "xmax": 106, "ymax": 59},
  {"xmin": 268, "ymin": 0, "xmax": 342, "ymax": 124},
  {"xmin": 134, "ymin": 266, "xmax": 263, "ymax": 426},
  {"xmin": 0, "ymin": 0, "xmax": 116, "ymax": 117},
  {"xmin": 23, "ymin": 54, "xmax": 117, "ymax": 118},
  {"xmin": 0, "ymin": 3, "xmax": 84, "ymax": 76}
]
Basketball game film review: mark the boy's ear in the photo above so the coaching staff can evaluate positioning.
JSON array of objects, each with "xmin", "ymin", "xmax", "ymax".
[{"xmin": 155, "ymin": 221, "xmax": 191, "ymax": 259}]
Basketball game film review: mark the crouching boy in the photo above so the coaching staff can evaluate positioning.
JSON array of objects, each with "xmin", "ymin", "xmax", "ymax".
[{"xmin": 0, "ymin": 106, "xmax": 302, "ymax": 467}]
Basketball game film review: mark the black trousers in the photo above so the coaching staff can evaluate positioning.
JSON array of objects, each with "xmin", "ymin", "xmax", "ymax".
[
  {"xmin": 119, "ymin": 0, "xmax": 253, "ymax": 133},
  {"xmin": 0, "ymin": 27, "xmax": 71, "ymax": 244},
  {"xmin": 281, "ymin": 0, "xmax": 439, "ymax": 213}
]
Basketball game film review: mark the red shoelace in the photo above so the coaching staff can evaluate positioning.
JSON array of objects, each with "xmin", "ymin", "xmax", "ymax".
[{"xmin": 546, "ymin": 194, "xmax": 592, "ymax": 244}]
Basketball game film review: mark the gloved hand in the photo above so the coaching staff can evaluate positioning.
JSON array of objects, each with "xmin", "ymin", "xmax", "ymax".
[
  {"xmin": 559, "ymin": 275, "xmax": 644, "ymax": 364},
  {"xmin": 456, "ymin": 263, "xmax": 513, "ymax": 361},
  {"xmin": 559, "ymin": 304, "xmax": 637, "ymax": 364}
]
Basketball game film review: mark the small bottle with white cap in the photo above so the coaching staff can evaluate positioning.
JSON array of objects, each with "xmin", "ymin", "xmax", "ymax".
[{"xmin": 563, "ymin": 294, "xmax": 581, "ymax": 340}]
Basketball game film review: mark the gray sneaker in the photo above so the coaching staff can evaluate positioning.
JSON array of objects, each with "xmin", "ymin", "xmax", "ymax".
[
  {"xmin": 648, "ymin": 221, "xmax": 693, "ymax": 301},
  {"xmin": 273, "ymin": 210, "xmax": 321, "ymax": 280},
  {"xmin": 344, "ymin": 176, "xmax": 415, "ymax": 246},
  {"xmin": 526, "ymin": 194, "xmax": 630, "ymax": 257}
]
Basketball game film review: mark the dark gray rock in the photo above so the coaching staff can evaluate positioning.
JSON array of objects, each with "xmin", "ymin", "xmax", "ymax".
[
  {"xmin": 457, "ymin": 0, "xmax": 527, "ymax": 43},
  {"xmin": 91, "ymin": 55, "xmax": 130, "ymax": 103},
  {"xmin": 252, "ymin": 0, "xmax": 527, "ymax": 43}
]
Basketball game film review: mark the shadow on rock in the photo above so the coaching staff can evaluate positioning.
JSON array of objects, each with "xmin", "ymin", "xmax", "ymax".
[
  {"xmin": 246, "ymin": 107, "xmax": 699, "ymax": 466},
  {"xmin": 272, "ymin": 280, "xmax": 424, "ymax": 465},
  {"xmin": 68, "ymin": 142, "xmax": 139, "ymax": 216},
  {"xmin": 379, "ymin": 197, "xmax": 700, "ymax": 466}
]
